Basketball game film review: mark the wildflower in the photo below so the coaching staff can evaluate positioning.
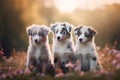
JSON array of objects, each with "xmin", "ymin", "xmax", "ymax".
[
  {"xmin": 111, "ymin": 59, "xmax": 117, "ymax": 65},
  {"xmin": 79, "ymin": 71, "xmax": 85, "ymax": 76},
  {"xmin": 1, "ymin": 74, "xmax": 7, "ymax": 79},
  {"xmin": 7, "ymin": 72, "xmax": 13, "ymax": 78},
  {"xmin": 12, "ymin": 71, "xmax": 17, "ymax": 76},
  {"xmin": 116, "ymin": 64, "xmax": 120, "ymax": 70},
  {"xmin": 99, "ymin": 70, "xmax": 109, "ymax": 75},
  {"xmin": 115, "ymin": 53, "xmax": 120, "ymax": 59}
]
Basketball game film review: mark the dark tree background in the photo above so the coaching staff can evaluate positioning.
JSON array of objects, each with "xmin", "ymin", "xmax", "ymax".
[{"xmin": 0, "ymin": 0, "xmax": 26, "ymax": 56}]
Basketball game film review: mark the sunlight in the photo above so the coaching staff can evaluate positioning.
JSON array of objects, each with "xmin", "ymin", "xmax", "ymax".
[
  {"xmin": 54, "ymin": 0, "xmax": 120, "ymax": 13},
  {"xmin": 54, "ymin": 0, "xmax": 78, "ymax": 13}
]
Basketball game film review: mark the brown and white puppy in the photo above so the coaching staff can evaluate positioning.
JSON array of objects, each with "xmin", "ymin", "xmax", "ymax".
[
  {"xmin": 50, "ymin": 22, "xmax": 75, "ymax": 76},
  {"xmin": 26, "ymin": 24, "xmax": 54, "ymax": 76},
  {"xmin": 74, "ymin": 25, "xmax": 103, "ymax": 72}
]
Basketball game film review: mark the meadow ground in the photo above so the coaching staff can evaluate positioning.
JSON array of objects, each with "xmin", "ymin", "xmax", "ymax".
[{"xmin": 0, "ymin": 44, "xmax": 120, "ymax": 80}]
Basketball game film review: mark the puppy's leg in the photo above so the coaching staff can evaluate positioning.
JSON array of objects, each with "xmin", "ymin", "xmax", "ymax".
[
  {"xmin": 89, "ymin": 57, "xmax": 97, "ymax": 72},
  {"xmin": 26, "ymin": 53, "xmax": 30, "ymax": 71},
  {"xmin": 26, "ymin": 53, "xmax": 36, "ymax": 73},
  {"xmin": 54, "ymin": 55, "xmax": 64, "ymax": 77},
  {"xmin": 86, "ymin": 54, "xmax": 98, "ymax": 72},
  {"xmin": 41, "ymin": 62, "xmax": 47, "ymax": 76},
  {"xmin": 74, "ymin": 59, "xmax": 81, "ymax": 72},
  {"xmin": 75, "ymin": 54, "xmax": 82, "ymax": 72},
  {"xmin": 96, "ymin": 58, "xmax": 103, "ymax": 70},
  {"xmin": 81, "ymin": 54, "xmax": 90, "ymax": 72}
]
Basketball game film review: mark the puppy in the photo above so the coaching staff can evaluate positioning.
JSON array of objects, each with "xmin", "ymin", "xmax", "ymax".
[
  {"xmin": 26, "ymin": 24, "xmax": 54, "ymax": 76},
  {"xmin": 74, "ymin": 25, "xmax": 103, "ymax": 72},
  {"xmin": 50, "ymin": 22, "xmax": 75, "ymax": 76}
]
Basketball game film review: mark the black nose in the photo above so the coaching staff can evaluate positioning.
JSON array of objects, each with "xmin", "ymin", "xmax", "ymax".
[
  {"xmin": 57, "ymin": 37, "xmax": 61, "ymax": 40},
  {"xmin": 79, "ymin": 38, "xmax": 82, "ymax": 42},
  {"xmin": 35, "ymin": 39, "xmax": 38, "ymax": 43}
]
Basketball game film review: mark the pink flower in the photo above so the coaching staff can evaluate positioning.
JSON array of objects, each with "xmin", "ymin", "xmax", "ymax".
[
  {"xmin": 116, "ymin": 64, "xmax": 120, "ymax": 70},
  {"xmin": 99, "ymin": 70, "xmax": 109, "ymax": 75},
  {"xmin": 1, "ymin": 74, "xmax": 7, "ymax": 79},
  {"xmin": 7, "ymin": 72, "xmax": 13, "ymax": 78},
  {"xmin": 8, "ymin": 67, "xmax": 12, "ymax": 71},
  {"xmin": 79, "ymin": 71, "xmax": 85, "ymax": 76},
  {"xmin": 74, "ymin": 65, "xmax": 81, "ymax": 72},
  {"xmin": 19, "ymin": 70, "xmax": 24, "ymax": 74},
  {"xmin": 115, "ymin": 54, "xmax": 120, "ymax": 59},
  {"xmin": 24, "ymin": 69, "xmax": 31, "ymax": 75},
  {"xmin": 111, "ymin": 59, "xmax": 117, "ymax": 65},
  {"xmin": 12, "ymin": 71, "xmax": 17, "ymax": 76}
]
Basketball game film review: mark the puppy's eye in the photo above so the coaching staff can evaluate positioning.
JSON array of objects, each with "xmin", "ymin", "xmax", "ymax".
[
  {"xmin": 38, "ymin": 32, "xmax": 43, "ymax": 37},
  {"xmin": 61, "ymin": 30, "xmax": 66, "ymax": 35},
  {"xmin": 85, "ymin": 32, "xmax": 89, "ymax": 37}
]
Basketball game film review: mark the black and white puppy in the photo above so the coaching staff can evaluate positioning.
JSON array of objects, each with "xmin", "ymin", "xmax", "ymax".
[
  {"xmin": 50, "ymin": 22, "xmax": 75, "ymax": 76},
  {"xmin": 74, "ymin": 25, "xmax": 103, "ymax": 72},
  {"xmin": 26, "ymin": 24, "xmax": 54, "ymax": 76}
]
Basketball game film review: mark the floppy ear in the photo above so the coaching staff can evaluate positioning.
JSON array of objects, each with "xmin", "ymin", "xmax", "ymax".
[
  {"xmin": 26, "ymin": 26, "xmax": 33, "ymax": 36},
  {"xmin": 88, "ymin": 26, "xmax": 97, "ymax": 37},
  {"xmin": 50, "ymin": 23, "xmax": 57, "ymax": 33},
  {"xmin": 74, "ymin": 27, "xmax": 79, "ymax": 35},
  {"xmin": 62, "ymin": 22, "xmax": 73, "ymax": 33},
  {"xmin": 42, "ymin": 26, "xmax": 50, "ymax": 36},
  {"xmin": 74, "ymin": 26, "xmax": 83, "ymax": 35}
]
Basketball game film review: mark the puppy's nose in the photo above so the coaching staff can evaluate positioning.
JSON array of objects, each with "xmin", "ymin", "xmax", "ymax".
[
  {"xmin": 79, "ymin": 38, "xmax": 82, "ymax": 42},
  {"xmin": 57, "ymin": 37, "xmax": 61, "ymax": 41},
  {"xmin": 35, "ymin": 39, "xmax": 38, "ymax": 43}
]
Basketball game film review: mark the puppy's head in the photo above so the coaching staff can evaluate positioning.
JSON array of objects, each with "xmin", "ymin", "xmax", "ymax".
[
  {"xmin": 74, "ymin": 25, "xmax": 97, "ymax": 44},
  {"xmin": 50, "ymin": 22, "xmax": 73, "ymax": 41},
  {"xmin": 27, "ymin": 24, "xmax": 50, "ymax": 45}
]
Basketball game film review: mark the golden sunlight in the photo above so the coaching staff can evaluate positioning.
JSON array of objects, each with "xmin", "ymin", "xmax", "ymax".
[
  {"xmin": 54, "ymin": 0, "xmax": 120, "ymax": 13},
  {"xmin": 54, "ymin": 0, "xmax": 78, "ymax": 13}
]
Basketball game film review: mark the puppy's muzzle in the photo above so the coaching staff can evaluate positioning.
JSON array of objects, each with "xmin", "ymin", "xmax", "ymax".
[
  {"xmin": 79, "ymin": 38, "xmax": 83, "ymax": 42},
  {"xmin": 57, "ymin": 36, "xmax": 61, "ymax": 41},
  {"xmin": 34, "ymin": 39, "xmax": 39, "ymax": 43}
]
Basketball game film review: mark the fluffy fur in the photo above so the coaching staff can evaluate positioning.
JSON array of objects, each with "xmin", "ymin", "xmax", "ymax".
[
  {"xmin": 74, "ymin": 25, "xmax": 103, "ymax": 72},
  {"xmin": 26, "ymin": 24, "xmax": 54, "ymax": 75},
  {"xmin": 50, "ymin": 22, "xmax": 75, "ymax": 75}
]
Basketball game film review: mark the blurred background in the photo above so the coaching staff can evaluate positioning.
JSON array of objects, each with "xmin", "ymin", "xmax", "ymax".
[{"xmin": 0, "ymin": 0, "xmax": 120, "ymax": 56}]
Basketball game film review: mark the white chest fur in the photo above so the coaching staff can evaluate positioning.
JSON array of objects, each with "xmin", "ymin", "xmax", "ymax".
[
  {"xmin": 34, "ymin": 47, "xmax": 41, "ymax": 59},
  {"xmin": 75, "ymin": 42, "xmax": 96, "ymax": 57},
  {"xmin": 28, "ymin": 44, "xmax": 42, "ymax": 59},
  {"xmin": 53, "ymin": 39, "xmax": 74, "ymax": 56}
]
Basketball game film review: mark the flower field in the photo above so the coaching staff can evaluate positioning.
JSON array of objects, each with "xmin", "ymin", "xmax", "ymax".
[{"xmin": 0, "ymin": 44, "xmax": 120, "ymax": 80}]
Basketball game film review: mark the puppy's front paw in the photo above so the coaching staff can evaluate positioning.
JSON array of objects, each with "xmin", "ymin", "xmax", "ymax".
[{"xmin": 65, "ymin": 62, "xmax": 74, "ymax": 68}]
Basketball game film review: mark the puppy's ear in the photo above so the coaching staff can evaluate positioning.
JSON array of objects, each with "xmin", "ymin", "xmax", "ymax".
[
  {"xmin": 63, "ymin": 22, "xmax": 73, "ymax": 33},
  {"xmin": 74, "ymin": 28, "xmax": 79, "ymax": 35},
  {"xmin": 74, "ymin": 25, "xmax": 83, "ymax": 35},
  {"xmin": 50, "ymin": 23, "xmax": 57, "ymax": 33},
  {"xmin": 42, "ymin": 26, "xmax": 50, "ymax": 36},
  {"xmin": 88, "ymin": 26, "xmax": 97, "ymax": 37},
  {"xmin": 26, "ymin": 25, "xmax": 33, "ymax": 36}
]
